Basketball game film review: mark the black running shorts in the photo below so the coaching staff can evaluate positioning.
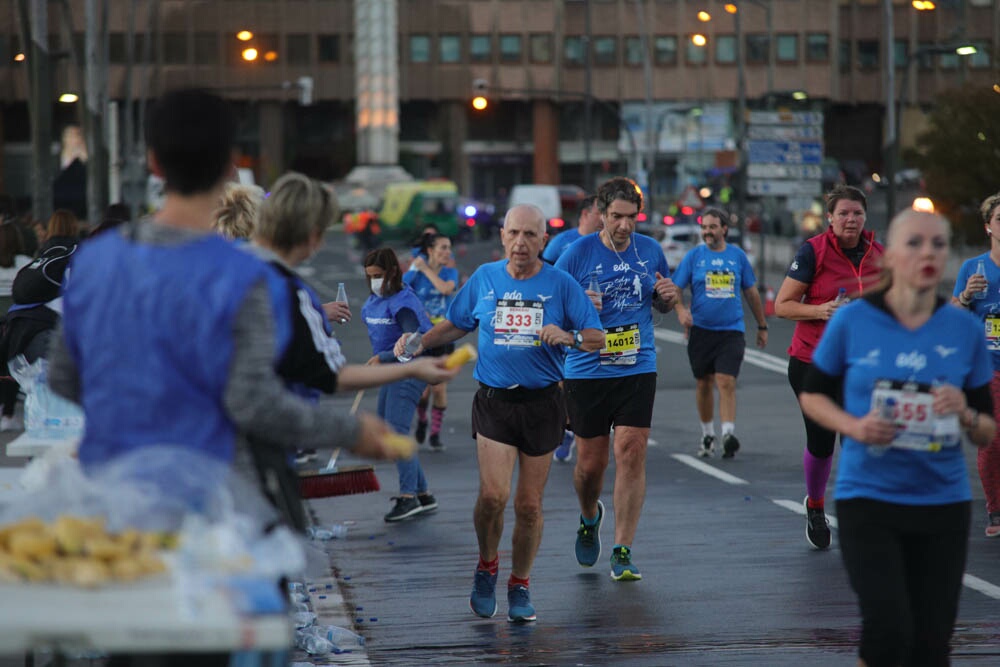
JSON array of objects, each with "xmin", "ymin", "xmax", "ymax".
[
  {"xmin": 471, "ymin": 383, "xmax": 565, "ymax": 457},
  {"xmin": 686, "ymin": 326, "xmax": 746, "ymax": 379},
  {"xmin": 563, "ymin": 372, "xmax": 657, "ymax": 438}
]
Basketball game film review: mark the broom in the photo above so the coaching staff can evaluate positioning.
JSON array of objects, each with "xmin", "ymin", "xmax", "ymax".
[{"xmin": 298, "ymin": 389, "xmax": 382, "ymax": 498}]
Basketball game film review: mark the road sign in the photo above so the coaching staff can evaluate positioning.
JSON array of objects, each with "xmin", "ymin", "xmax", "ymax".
[
  {"xmin": 747, "ymin": 141, "xmax": 823, "ymax": 165},
  {"xmin": 785, "ymin": 196, "xmax": 818, "ymax": 212},
  {"xmin": 747, "ymin": 111, "xmax": 824, "ymax": 126},
  {"xmin": 747, "ymin": 179, "xmax": 823, "ymax": 196},
  {"xmin": 747, "ymin": 164, "xmax": 822, "ymax": 179},
  {"xmin": 677, "ymin": 185, "xmax": 704, "ymax": 209},
  {"xmin": 747, "ymin": 125, "xmax": 823, "ymax": 142}
]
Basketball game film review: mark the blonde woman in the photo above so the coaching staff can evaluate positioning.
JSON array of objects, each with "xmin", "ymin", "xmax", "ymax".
[{"xmin": 214, "ymin": 182, "xmax": 264, "ymax": 241}]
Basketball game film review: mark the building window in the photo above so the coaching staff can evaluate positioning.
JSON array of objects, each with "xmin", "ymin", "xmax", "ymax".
[
  {"xmin": 715, "ymin": 35, "xmax": 736, "ymax": 64},
  {"xmin": 857, "ymin": 40, "xmax": 879, "ymax": 69},
  {"xmin": 500, "ymin": 34, "xmax": 521, "ymax": 62},
  {"xmin": 624, "ymin": 36, "xmax": 643, "ymax": 66},
  {"xmin": 916, "ymin": 41, "xmax": 934, "ymax": 70},
  {"xmin": 108, "ymin": 33, "xmax": 126, "ymax": 64},
  {"xmin": 564, "ymin": 35, "xmax": 584, "ymax": 66},
  {"xmin": 968, "ymin": 46, "xmax": 989, "ymax": 69},
  {"xmin": 287, "ymin": 33, "xmax": 310, "ymax": 65},
  {"xmin": 687, "ymin": 37, "xmax": 706, "ymax": 65},
  {"xmin": 318, "ymin": 34, "xmax": 339, "ymax": 62},
  {"xmin": 593, "ymin": 36, "xmax": 616, "ymax": 66},
  {"xmin": 530, "ymin": 34, "xmax": 552, "ymax": 64},
  {"xmin": 654, "ymin": 35, "xmax": 677, "ymax": 65},
  {"xmin": 745, "ymin": 34, "xmax": 769, "ymax": 64},
  {"xmin": 776, "ymin": 34, "xmax": 798, "ymax": 63},
  {"xmin": 257, "ymin": 33, "xmax": 280, "ymax": 66},
  {"xmin": 806, "ymin": 33, "xmax": 828, "ymax": 62},
  {"xmin": 470, "ymin": 34, "xmax": 491, "ymax": 63},
  {"xmin": 410, "ymin": 34, "xmax": 430, "ymax": 63},
  {"xmin": 939, "ymin": 51, "xmax": 958, "ymax": 70},
  {"xmin": 440, "ymin": 34, "xmax": 461, "ymax": 63},
  {"xmin": 839, "ymin": 39, "xmax": 851, "ymax": 72},
  {"xmin": 162, "ymin": 32, "xmax": 187, "ymax": 65},
  {"xmin": 893, "ymin": 39, "xmax": 907, "ymax": 69},
  {"xmin": 194, "ymin": 32, "xmax": 219, "ymax": 65}
]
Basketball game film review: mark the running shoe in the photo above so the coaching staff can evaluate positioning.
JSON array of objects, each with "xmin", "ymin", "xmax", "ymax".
[
  {"xmin": 384, "ymin": 496, "xmax": 423, "ymax": 523},
  {"xmin": 470, "ymin": 569, "xmax": 498, "ymax": 618},
  {"xmin": 553, "ymin": 430, "xmax": 575, "ymax": 462},
  {"xmin": 417, "ymin": 492, "xmax": 438, "ymax": 513},
  {"xmin": 722, "ymin": 434, "xmax": 740, "ymax": 459},
  {"xmin": 986, "ymin": 512, "xmax": 1000, "ymax": 538},
  {"xmin": 698, "ymin": 435, "xmax": 715, "ymax": 458},
  {"xmin": 804, "ymin": 496, "xmax": 832, "ymax": 550},
  {"xmin": 414, "ymin": 420, "xmax": 428, "ymax": 444},
  {"xmin": 610, "ymin": 545, "xmax": 642, "ymax": 581},
  {"xmin": 428, "ymin": 433, "xmax": 445, "ymax": 452},
  {"xmin": 575, "ymin": 499, "xmax": 604, "ymax": 567},
  {"xmin": 507, "ymin": 585, "xmax": 537, "ymax": 623}
]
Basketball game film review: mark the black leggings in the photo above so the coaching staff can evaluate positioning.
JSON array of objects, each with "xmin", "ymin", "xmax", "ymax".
[
  {"xmin": 837, "ymin": 498, "xmax": 970, "ymax": 667},
  {"xmin": 787, "ymin": 356, "xmax": 839, "ymax": 458}
]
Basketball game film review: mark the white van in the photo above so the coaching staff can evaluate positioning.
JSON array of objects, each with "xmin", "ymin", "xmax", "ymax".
[{"xmin": 508, "ymin": 184, "xmax": 584, "ymax": 234}]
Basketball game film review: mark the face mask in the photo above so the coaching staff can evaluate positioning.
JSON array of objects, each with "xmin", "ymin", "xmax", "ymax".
[{"xmin": 370, "ymin": 277, "xmax": 384, "ymax": 296}]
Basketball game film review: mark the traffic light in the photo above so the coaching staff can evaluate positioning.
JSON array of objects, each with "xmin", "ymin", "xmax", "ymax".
[{"xmin": 471, "ymin": 78, "xmax": 489, "ymax": 111}]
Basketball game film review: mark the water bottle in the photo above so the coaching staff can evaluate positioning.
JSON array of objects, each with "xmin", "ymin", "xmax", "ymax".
[
  {"xmin": 588, "ymin": 272, "xmax": 601, "ymax": 295},
  {"xmin": 834, "ymin": 287, "xmax": 847, "ymax": 305},
  {"xmin": 292, "ymin": 611, "xmax": 317, "ymax": 629},
  {"xmin": 335, "ymin": 282, "xmax": 349, "ymax": 322},
  {"xmin": 879, "ymin": 396, "xmax": 897, "ymax": 422},
  {"xmin": 974, "ymin": 259, "xmax": 988, "ymax": 299},
  {"xmin": 307, "ymin": 524, "xmax": 348, "ymax": 540},
  {"xmin": 396, "ymin": 332, "xmax": 422, "ymax": 362},
  {"xmin": 932, "ymin": 378, "xmax": 961, "ymax": 447},
  {"xmin": 296, "ymin": 630, "xmax": 333, "ymax": 656},
  {"xmin": 318, "ymin": 624, "xmax": 366, "ymax": 650}
]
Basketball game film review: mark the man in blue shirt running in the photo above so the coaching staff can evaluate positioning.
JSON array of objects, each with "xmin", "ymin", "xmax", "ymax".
[
  {"xmin": 672, "ymin": 208, "xmax": 768, "ymax": 459},
  {"xmin": 542, "ymin": 194, "xmax": 603, "ymax": 265},
  {"xmin": 397, "ymin": 204, "xmax": 603, "ymax": 623}
]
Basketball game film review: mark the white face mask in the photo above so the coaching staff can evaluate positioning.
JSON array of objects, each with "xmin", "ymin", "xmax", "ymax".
[{"xmin": 370, "ymin": 277, "xmax": 384, "ymax": 296}]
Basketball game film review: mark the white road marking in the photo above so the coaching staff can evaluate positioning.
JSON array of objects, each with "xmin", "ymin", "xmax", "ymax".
[
  {"xmin": 963, "ymin": 574, "xmax": 1000, "ymax": 600},
  {"xmin": 771, "ymin": 498, "xmax": 839, "ymax": 529},
  {"xmin": 671, "ymin": 454, "xmax": 749, "ymax": 485}
]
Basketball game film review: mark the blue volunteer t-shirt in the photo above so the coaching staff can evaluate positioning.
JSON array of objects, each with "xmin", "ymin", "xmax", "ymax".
[
  {"xmin": 404, "ymin": 265, "xmax": 459, "ymax": 322},
  {"xmin": 953, "ymin": 253, "xmax": 1000, "ymax": 370},
  {"xmin": 361, "ymin": 286, "xmax": 433, "ymax": 355},
  {"xmin": 672, "ymin": 244, "xmax": 756, "ymax": 332},
  {"xmin": 812, "ymin": 298, "xmax": 992, "ymax": 506},
  {"xmin": 555, "ymin": 232, "xmax": 670, "ymax": 378},
  {"xmin": 446, "ymin": 260, "xmax": 601, "ymax": 389},
  {"xmin": 542, "ymin": 229, "xmax": 582, "ymax": 264}
]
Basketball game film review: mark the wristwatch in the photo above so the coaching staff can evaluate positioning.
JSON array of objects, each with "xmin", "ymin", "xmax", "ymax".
[{"xmin": 571, "ymin": 330, "xmax": 584, "ymax": 350}]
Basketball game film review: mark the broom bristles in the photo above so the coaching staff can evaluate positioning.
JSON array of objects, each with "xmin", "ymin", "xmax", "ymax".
[{"xmin": 299, "ymin": 466, "xmax": 380, "ymax": 499}]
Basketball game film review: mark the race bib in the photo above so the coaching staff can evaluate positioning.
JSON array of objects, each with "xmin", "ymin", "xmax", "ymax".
[
  {"xmin": 871, "ymin": 380, "xmax": 961, "ymax": 452},
  {"xmin": 985, "ymin": 315, "xmax": 1000, "ymax": 351},
  {"xmin": 599, "ymin": 323, "xmax": 639, "ymax": 366},
  {"xmin": 705, "ymin": 270, "xmax": 736, "ymax": 299},
  {"xmin": 493, "ymin": 299, "xmax": 543, "ymax": 347}
]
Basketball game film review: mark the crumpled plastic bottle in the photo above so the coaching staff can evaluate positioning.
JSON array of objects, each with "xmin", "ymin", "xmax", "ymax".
[
  {"xmin": 316, "ymin": 624, "xmax": 365, "ymax": 651},
  {"xmin": 295, "ymin": 629, "xmax": 333, "ymax": 656},
  {"xmin": 307, "ymin": 524, "xmax": 348, "ymax": 540}
]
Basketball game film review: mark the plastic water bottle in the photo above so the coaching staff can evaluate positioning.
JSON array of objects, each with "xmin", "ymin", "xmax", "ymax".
[
  {"xmin": 932, "ymin": 378, "xmax": 961, "ymax": 447},
  {"xmin": 292, "ymin": 611, "xmax": 317, "ymax": 629},
  {"xmin": 296, "ymin": 631, "xmax": 333, "ymax": 656},
  {"xmin": 335, "ymin": 282, "xmax": 349, "ymax": 322},
  {"xmin": 307, "ymin": 524, "xmax": 348, "ymax": 540},
  {"xmin": 396, "ymin": 332, "xmax": 422, "ymax": 362},
  {"xmin": 317, "ymin": 624, "xmax": 366, "ymax": 650},
  {"xmin": 879, "ymin": 396, "xmax": 897, "ymax": 422},
  {"xmin": 974, "ymin": 259, "xmax": 988, "ymax": 299},
  {"xmin": 834, "ymin": 287, "xmax": 847, "ymax": 305},
  {"xmin": 588, "ymin": 272, "xmax": 601, "ymax": 294}
]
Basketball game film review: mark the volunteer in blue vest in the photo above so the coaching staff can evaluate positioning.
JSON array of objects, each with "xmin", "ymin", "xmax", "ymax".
[
  {"xmin": 395, "ymin": 203, "xmax": 603, "ymax": 622},
  {"xmin": 48, "ymin": 89, "xmax": 404, "ymax": 481},
  {"xmin": 671, "ymin": 208, "xmax": 768, "ymax": 459},
  {"xmin": 775, "ymin": 184, "xmax": 884, "ymax": 550},
  {"xmin": 555, "ymin": 176, "xmax": 678, "ymax": 582},
  {"xmin": 800, "ymin": 209, "xmax": 994, "ymax": 667},
  {"xmin": 952, "ymin": 191, "xmax": 1000, "ymax": 538},
  {"xmin": 405, "ymin": 233, "xmax": 459, "ymax": 451}
]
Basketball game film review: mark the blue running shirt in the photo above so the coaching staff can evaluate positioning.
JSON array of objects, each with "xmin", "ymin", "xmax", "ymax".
[
  {"xmin": 953, "ymin": 252, "xmax": 1000, "ymax": 370},
  {"xmin": 446, "ymin": 260, "xmax": 602, "ymax": 389},
  {"xmin": 672, "ymin": 244, "xmax": 756, "ymax": 332},
  {"xmin": 542, "ymin": 229, "xmax": 582, "ymax": 264},
  {"xmin": 812, "ymin": 298, "xmax": 992, "ymax": 506},
  {"xmin": 404, "ymin": 265, "xmax": 459, "ymax": 322},
  {"xmin": 555, "ymin": 232, "xmax": 670, "ymax": 378}
]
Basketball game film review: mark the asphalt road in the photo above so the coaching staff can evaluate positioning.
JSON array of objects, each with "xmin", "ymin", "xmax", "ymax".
[{"xmin": 296, "ymin": 231, "xmax": 1000, "ymax": 666}]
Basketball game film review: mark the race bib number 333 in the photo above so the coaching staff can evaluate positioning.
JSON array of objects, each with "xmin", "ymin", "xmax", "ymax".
[{"xmin": 493, "ymin": 299, "xmax": 544, "ymax": 347}]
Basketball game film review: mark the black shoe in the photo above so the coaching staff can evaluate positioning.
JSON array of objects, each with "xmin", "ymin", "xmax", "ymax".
[
  {"xmin": 804, "ymin": 496, "xmax": 832, "ymax": 550},
  {"xmin": 721, "ymin": 434, "xmax": 740, "ymax": 459},
  {"xmin": 415, "ymin": 420, "xmax": 428, "ymax": 444},
  {"xmin": 698, "ymin": 435, "xmax": 715, "ymax": 458},
  {"xmin": 428, "ymin": 433, "xmax": 445, "ymax": 451},
  {"xmin": 418, "ymin": 493, "xmax": 438, "ymax": 512},
  {"xmin": 384, "ymin": 496, "xmax": 423, "ymax": 522}
]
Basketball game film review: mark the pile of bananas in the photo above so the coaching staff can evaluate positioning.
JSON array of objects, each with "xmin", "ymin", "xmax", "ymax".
[{"xmin": 0, "ymin": 515, "xmax": 176, "ymax": 588}]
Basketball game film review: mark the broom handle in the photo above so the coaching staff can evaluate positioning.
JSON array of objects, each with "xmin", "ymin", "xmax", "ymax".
[{"xmin": 350, "ymin": 389, "xmax": 365, "ymax": 416}]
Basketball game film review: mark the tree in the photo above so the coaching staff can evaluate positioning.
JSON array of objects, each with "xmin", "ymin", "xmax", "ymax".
[{"xmin": 905, "ymin": 83, "xmax": 1000, "ymax": 242}]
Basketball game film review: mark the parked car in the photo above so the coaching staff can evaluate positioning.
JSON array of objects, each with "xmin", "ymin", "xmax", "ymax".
[{"xmin": 660, "ymin": 222, "xmax": 702, "ymax": 270}]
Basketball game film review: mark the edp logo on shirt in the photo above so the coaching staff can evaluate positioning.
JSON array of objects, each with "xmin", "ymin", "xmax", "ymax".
[{"xmin": 895, "ymin": 351, "xmax": 927, "ymax": 373}]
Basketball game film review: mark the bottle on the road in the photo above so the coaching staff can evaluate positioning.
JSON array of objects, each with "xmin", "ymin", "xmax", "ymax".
[
  {"xmin": 335, "ymin": 282, "xmax": 349, "ymax": 322},
  {"xmin": 974, "ymin": 260, "xmax": 988, "ymax": 299}
]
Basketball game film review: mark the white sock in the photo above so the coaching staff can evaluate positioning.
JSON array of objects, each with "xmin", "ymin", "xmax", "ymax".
[
  {"xmin": 701, "ymin": 422, "xmax": 715, "ymax": 438},
  {"xmin": 722, "ymin": 422, "xmax": 735, "ymax": 436}
]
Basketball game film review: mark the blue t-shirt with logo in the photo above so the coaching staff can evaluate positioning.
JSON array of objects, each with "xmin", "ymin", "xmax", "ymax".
[
  {"xmin": 953, "ymin": 252, "xmax": 1000, "ymax": 370},
  {"xmin": 542, "ymin": 229, "xmax": 582, "ymax": 264},
  {"xmin": 361, "ymin": 287, "xmax": 433, "ymax": 355},
  {"xmin": 672, "ymin": 243, "xmax": 756, "ymax": 332},
  {"xmin": 404, "ymin": 265, "xmax": 459, "ymax": 322},
  {"xmin": 812, "ymin": 297, "xmax": 991, "ymax": 506},
  {"xmin": 446, "ymin": 260, "xmax": 601, "ymax": 389},
  {"xmin": 555, "ymin": 232, "xmax": 670, "ymax": 378}
]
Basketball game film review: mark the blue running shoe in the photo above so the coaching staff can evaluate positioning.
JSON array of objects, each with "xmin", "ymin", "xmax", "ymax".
[
  {"xmin": 575, "ymin": 499, "xmax": 604, "ymax": 567},
  {"xmin": 470, "ymin": 569, "xmax": 498, "ymax": 618},
  {"xmin": 507, "ymin": 585, "xmax": 536, "ymax": 623},
  {"xmin": 610, "ymin": 545, "xmax": 642, "ymax": 581},
  {"xmin": 553, "ymin": 430, "xmax": 575, "ymax": 462}
]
